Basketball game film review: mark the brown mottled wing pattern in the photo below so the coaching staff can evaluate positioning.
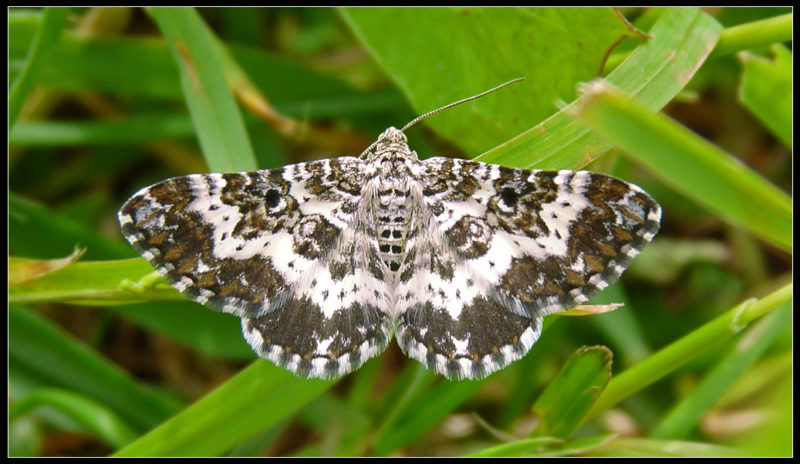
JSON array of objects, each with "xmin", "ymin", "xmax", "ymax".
[
  {"xmin": 118, "ymin": 158, "xmax": 393, "ymax": 379},
  {"xmin": 394, "ymin": 158, "xmax": 661, "ymax": 380}
]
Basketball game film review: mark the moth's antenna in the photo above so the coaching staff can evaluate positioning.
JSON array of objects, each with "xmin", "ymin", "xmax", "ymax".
[{"xmin": 401, "ymin": 77, "xmax": 525, "ymax": 132}]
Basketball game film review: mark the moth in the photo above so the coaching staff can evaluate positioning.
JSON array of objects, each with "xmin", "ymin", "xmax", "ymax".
[{"xmin": 119, "ymin": 80, "xmax": 660, "ymax": 380}]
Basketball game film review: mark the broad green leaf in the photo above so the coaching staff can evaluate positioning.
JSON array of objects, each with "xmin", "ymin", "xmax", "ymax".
[
  {"xmin": 9, "ymin": 305, "xmax": 183, "ymax": 431},
  {"xmin": 477, "ymin": 8, "xmax": 722, "ymax": 170},
  {"xmin": 738, "ymin": 44, "xmax": 792, "ymax": 148},
  {"xmin": 340, "ymin": 7, "xmax": 636, "ymax": 155},
  {"xmin": 114, "ymin": 360, "xmax": 334, "ymax": 456},
  {"xmin": 573, "ymin": 80, "xmax": 792, "ymax": 251},
  {"xmin": 531, "ymin": 346, "xmax": 612, "ymax": 439},
  {"xmin": 148, "ymin": 7, "xmax": 257, "ymax": 173}
]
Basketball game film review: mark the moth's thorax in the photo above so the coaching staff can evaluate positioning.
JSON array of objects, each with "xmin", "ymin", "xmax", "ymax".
[{"xmin": 364, "ymin": 129, "xmax": 420, "ymax": 274}]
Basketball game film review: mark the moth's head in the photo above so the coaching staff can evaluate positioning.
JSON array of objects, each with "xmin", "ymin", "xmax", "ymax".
[
  {"xmin": 360, "ymin": 126, "xmax": 414, "ymax": 162},
  {"xmin": 377, "ymin": 126, "xmax": 407, "ymax": 145}
]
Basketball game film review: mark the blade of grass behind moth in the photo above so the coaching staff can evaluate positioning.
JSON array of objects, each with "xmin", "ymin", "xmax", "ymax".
[
  {"xmin": 650, "ymin": 301, "xmax": 791, "ymax": 440},
  {"xmin": 9, "ymin": 305, "xmax": 183, "ymax": 432},
  {"xmin": 113, "ymin": 360, "xmax": 334, "ymax": 456},
  {"xmin": 584, "ymin": 283, "xmax": 792, "ymax": 423},
  {"xmin": 10, "ymin": 387, "xmax": 139, "ymax": 449},
  {"xmin": 9, "ymin": 192, "xmax": 136, "ymax": 260},
  {"xmin": 148, "ymin": 7, "xmax": 257, "ymax": 173},
  {"xmin": 737, "ymin": 44, "xmax": 792, "ymax": 149},
  {"xmin": 573, "ymin": 80, "xmax": 791, "ymax": 252},
  {"xmin": 373, "ymin": 376, "xmax": 487, "ymax": 456},
  {"xmin": 9, "ymin": 7, "xmax": 70, "ymax": 128},
  {"xmin": 530, "ymin": 346, "xmax": 612, "ymax": 440}
]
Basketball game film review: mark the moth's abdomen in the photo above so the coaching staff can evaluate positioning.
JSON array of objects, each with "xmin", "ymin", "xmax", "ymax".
[{"xmin": 376, "ymin": 184, "xmax": 412, "ymax": 272}]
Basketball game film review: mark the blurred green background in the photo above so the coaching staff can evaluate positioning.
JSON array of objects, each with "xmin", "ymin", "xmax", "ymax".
[{"xmin": 8, "ymin": 7, "xmax": 792, "ymax": 457}]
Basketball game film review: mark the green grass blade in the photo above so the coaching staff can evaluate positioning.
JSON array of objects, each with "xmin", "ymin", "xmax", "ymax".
[
  {"xmin": 297, "ymin": 393, "xmax": 372, "ymax": 456},
  {"xmin": 573, "ymin": 80, "xmax": 792, "ymax": 251},
  {"xmin": 9, "ymin": 257, "xmax": 255, "ymax": 360},
  {"xmin": 530, "ymin": 433, "xmax": 617, "ymax": 457},
  {"xmin": 9, "ymin": 7, "xmax": 69, "ymax": 128},
  {"xmin": 650, "ymin": 301, "xmax": 791, "ymax": 439},
  {"xmin": 148, "ymin": 7, "xmax": 257, "ymax": 173},
  {"xmin": 714, "ymin": 351, "xmax": 791, "ymax": 410},
  {"xmin": 9, "ymin": 258, "xmax": 181, "ymax": 305},
  {"xmin": 531, "ymin": 346, "xmax": 612, "ymax": 440},
  {"xmin": 591, "ymin": 437, "xmax": 738, "ymax": 457},
  {"xmin": 585, "ymin": 283, "xmax": 652, "ymax": 367},
  {"xmin": 737, "ymin": 44, "xmax": 792, "ymax": 148},
  {"xmin": 10, "ymin": 387, "xmax": 139, "ymax": 449},
  {"xmin": 9, "ymin": 11, "xmax": 396, "ymax": 120},
  {"xmin": 373, "ymin": 376, "xmax": 487, "ymax": 456},
  {"xmin": 10, "ymin": 114, "xmax": 195, "ymax": 147},
  {"xmin": 372, "ymin": 365, "xmax": 436, "ymax": 450},
  {"xmin": 476, "ymin": 7, "xmax": 722, "ymax": 169},
  {"xmin": 113, "ymin": 360, "xmax": 334, "ymax": 456},
  {"xmin": 9, "ymin": 305, "xmax": 183, "ymax": 431},
  {"xmin": 464, "ymin": 437, "xmax": 562, "ymax": 457},
  {"xmin": 710, "ymin": 12, "xmax": 793, "ymax": 58},
  {"xmin": 585, "ymin": 283, "xmax": 792, "ymax": 422}
]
